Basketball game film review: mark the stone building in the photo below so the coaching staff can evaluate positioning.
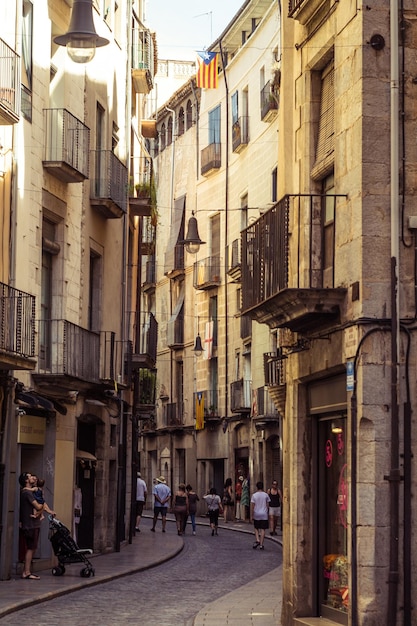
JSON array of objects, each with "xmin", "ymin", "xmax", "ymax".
[
  {"xmin": 142, "ymin": 0, "xmax": 281, "ymax": 512},
  {"xmin": 240, "ymin": 0, "xmax": 417, "ymax": 624},
  {"xmin": 0, "ymin": 0, "xmax": 156, "ymax": 578}
]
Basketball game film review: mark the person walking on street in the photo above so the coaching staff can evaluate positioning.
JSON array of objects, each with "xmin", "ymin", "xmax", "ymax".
[
  {"xmin": 250, "ymin": 481, "xmax": 270, "ymax": 550},
  {"xmin": 19, "ymin": 472, "xmax": 54, "ymax": 579},
  {"xmin": 241, "ymin": 476, "xmax": 250, "ymax": 522},
  {"xmin": 172, "ymin": 483, "xmax": 188, "ymax": 535},
  {"xmin": 183, "ymin": 484, "xmax": 199, "ymax": 534},
  {"xmin": 135, "ymin": 472, "xmax": 147, "ymax": 532},
  {"xmin": 203, "ymin": 488, "xmax": 223, "ymax": 536},
  {"xmin": 267, "ymin": 480, "xmax": 282, "ymax": 536},
  {"xmin": 235, "ymin": 476, "xmax": 243, "ymax": 520},
  {"xmin": 150, "ymin": 476, "xmax": 171, "ymax": 532},
  {"xmin": 222, "ymin": 477, "xmax": 234, "ymax": 522}
]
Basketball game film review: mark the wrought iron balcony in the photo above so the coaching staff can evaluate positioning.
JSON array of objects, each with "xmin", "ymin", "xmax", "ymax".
[
  {"xmin": 90, "ymin": 150, "xmax": 128, "ymax": 218},
  {"xmin": 43, "ymin": 109, "xmax": 90, "ymax": 182},
  {"xmin": 0, "ymin": 38, "xmax": 20, "ymax": 124},
  {"xmin": 260, "ymin": 80, "xmax": 278, "ymax": 122},
  {"xmin": 131, "ymin": 26, "xmax": 155, "ymax": 94},
  {"xmin": 129, "ymin": 157, "xmax": 155, "ymax": 217},
  {"xmin": 252, "ymin": 386, "xmax": 280, "ymax": 418},
  {"xmin": 263, "ymin": 352, "xmax": 286, "ymax": 417},
  {"xmin": 33, "ymin": 320, "xmax": 125, "ymax": 389},
  {"xmin": 241, "ymin": 195, "xmax": 346, "ymax": 332},
  {"xmin": 0, "ymin": 282, "xmax": 35, "ymax": 370},
  {"xmin": 193, "ymin": 255, "xmax": 221, "ymax": 290},
  {"xmin": 131, "ymin": 311, "xmax": 158, "ymax": 370},
  {"xmin": 201, "ymin": 142, "xmax": 221, "ymax": 176},
  {"xmin": 230, "ymin": 379, "xmax": 252, "ymax": 414},
  {"xmin": 232, "ymin": 116, "xmax": 249, "ymax": 152},
  {"xmin": 226, "ymin": 239, "xmax": 241, "ymax": 282},
  {"xmin": 166, "ymin": 402, "xmax": 183, "ymax": 427},
  {"xmin": 143, "ymin": 257, "xmax": 156, "ymax": 292},
  {"xmin": 135, "ymin": 367, "xmax": 157, "ymax": 409}
]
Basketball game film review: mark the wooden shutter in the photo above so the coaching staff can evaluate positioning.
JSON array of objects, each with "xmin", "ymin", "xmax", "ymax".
[{"xmin": 311, "ymin": 63, "xmax": 334, "ymax": 180}]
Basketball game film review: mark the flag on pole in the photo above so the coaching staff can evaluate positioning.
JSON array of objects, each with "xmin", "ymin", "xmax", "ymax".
[
  {"xmin": 195, "ymin": 391, "xmax": 205, "ymax": 430},
  {"xmin": 196, "ymin": 51, "xmax": 218, "ymax": 89}
]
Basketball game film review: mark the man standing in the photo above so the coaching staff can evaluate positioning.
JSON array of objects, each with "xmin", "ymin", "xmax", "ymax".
[
  {"xmin": 150, "ymin": 476, "xmax": 171, "ymax": 532},
  {"xmin": 250, "ymin": 481, "xmax": 270, "ymax": 550},
  {"xmin": 19, "ymin": 472, "xmax": 44, "ymax": 579},
  {"xmin": 135, "ymin": 471, "xmax": 147, "ymax": 532}
]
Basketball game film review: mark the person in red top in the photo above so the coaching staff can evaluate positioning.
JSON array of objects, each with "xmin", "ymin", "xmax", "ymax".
[{"xmin": 235, "ymin": 476, "xmax": 243, "ymax": 520}]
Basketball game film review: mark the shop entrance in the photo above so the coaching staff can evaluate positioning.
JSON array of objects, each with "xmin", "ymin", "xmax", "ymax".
[{"xmin": 76, "ymin": 422, "xmax": 96, "ymax": 550}]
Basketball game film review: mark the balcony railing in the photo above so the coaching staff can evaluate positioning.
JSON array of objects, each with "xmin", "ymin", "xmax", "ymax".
[
  {"xmin": 232, "ymin": 116, "xmax": 249, "ymax": 152},
  {"xmin": 253, "ymin": 386, "xmax": 280, "ymax": 418},
  {"xmin": 201, "ymin": 142, "xmax": 221, "ymax": 176},
  {"xmin": 241, "ymin": 195, "xmax": 346, "ymax": 332},
  {"xmin": 193, "ymin": 256, "xmax": 221, "ymax": 290},
  {"xmin": 0, "ymin": 282, "xmax": 35, "ymax": 367},
  {"xmin": 43, "ymin": 108, "xmax": 90, "ymax": 182},
  {"xmin": 131, "ymin": 26, "xmax": 155, "ymax": 94},
  {"xmin": 0, "ymin": 38, "xmax": 20, "ymax": 124},
  {"xmin": 288, "ymin": 0, "xmax": 327, "ymax": 23},
  {"xmin": 35, "ymin": 320, "xmax": 122, "ymax": 386},
  {"xmin": 264, "ymin": 353, "xmax": 286, "ymax": 386},
  {"xmin": 260, "ymin": 80, "xmax": 279, "ymax": 122},
  {"xmin": 242, "ymin": 197, "xmax": 289, "ymax": 309},
  {"xmin": 129, "ymin": 157, "xmax": 155, "ymax": 217},
  {"xmin": 90, "ymin": 150, "xmax": 128, "ymax": 218},
  {"xmin": 166, "ymin": 402, "xmax": 183, "ymax": 426},
  {"xmin": 131, "ymin": 311, "xmax": 158, "ymax": 369},
  {"xmin": 136, "ymin": 368, "xmax": 157, "ymax": 406},
  {"xmin": 226, "ymin": 239, "xmax": 241, "ymax": 280},
  {"xmin": 230, "ymin": 379, "xmax": 252, "ymax": 413},
  {"xmin": 143, "ymin": 257, "xmax": 156, "ymax": 291}
]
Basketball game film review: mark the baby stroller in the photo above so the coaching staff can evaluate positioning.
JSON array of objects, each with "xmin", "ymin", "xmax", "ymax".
[{"xmin": 48, "ymin": 516, "xmax": 95, "ymax": 578}]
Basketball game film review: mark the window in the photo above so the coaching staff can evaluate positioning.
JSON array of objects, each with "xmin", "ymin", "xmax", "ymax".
[
  {"xmin": 178, "ymin": 107, "xmax": 185, "ymax": 136},
  {"xmin": 160, "ymin": 123, "xmax": 166, "ymax": 150},
  {"xmin": 88, "ymin": 250, "xmax": 102, "ymax": 331},
  {"xmin": 211, "ymin": 213, "xmax": 221, "ymax": 258},
  {"xmin": 312, "ymin": 63, "xmax": 334, "ymax": 180},
  {"xmin": 40, "ymin": 218, "xmax": 60, "ymax": 368},
  {"xmin": 21, "ymin": 0, "xmax": 33, "ymax": 122},
  {"xmin": 272, "ymin": 167, "xmax": 278, "ymax": 203},
  {"xmin": 209, "ymin": 296, "xmax": 218, "ymax": 348},
  {"xmin": 231, "ymin": 91, "xmax": 239, "ymax": 125},
  {"xmin": 241, "ymin": 194, "xmax": 248, "ymax": 230},
  {"xmin": 167, "ymin": 115, "xmax": 173, "ymax": 146},
  {"xmin": 208, "ymin": 105, "xmax": 221, "ymax": 144},
  {"xmin": 186, "ymin": 100, "xmax": 193, "ymax": 129},
  {"xmin": 322, "ymin": 173, "xmax": 335, "ymax": 288}
]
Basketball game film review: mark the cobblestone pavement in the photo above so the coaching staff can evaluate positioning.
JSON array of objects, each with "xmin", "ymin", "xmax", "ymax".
[{"xmin": 0, "ymin": 517, "xmax": 282, "ymax": 625}]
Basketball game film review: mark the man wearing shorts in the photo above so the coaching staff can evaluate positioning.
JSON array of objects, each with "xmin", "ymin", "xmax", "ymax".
[
  {"xmin": 250, "ymin": 481, "xmax": 270, "ymax": 550},
  {"xmin": 150, "ymin": 476, "xmax": 171, "ymax": 532},
  {"xmin": 135, "ymin": 472, "xmax": 147, "ymax": 532},
  {"xmin": 19, "ymin": 472, "xmax": 43, "ymax": 579}
]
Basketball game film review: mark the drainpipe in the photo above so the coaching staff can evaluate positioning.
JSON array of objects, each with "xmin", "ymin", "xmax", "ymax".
[
  {"xmin": 219, "ymin": 41, "xmax": 229, "ymax": 442},
  {"xmin": 387, "ymin": 0, "xmax": 400, "ymax": 621}
]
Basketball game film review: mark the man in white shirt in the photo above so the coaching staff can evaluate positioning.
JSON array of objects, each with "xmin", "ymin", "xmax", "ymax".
[
  {"xmin": 150, "ymin": 476, "xmax": 171, "ymax": 532},
  {"xmin": 250, "ymin": 481, "xmax": 271, "ymax": 550},
  {"xmin": 135, "ymin": 472, "xmax": 147, "ymax": 532}
]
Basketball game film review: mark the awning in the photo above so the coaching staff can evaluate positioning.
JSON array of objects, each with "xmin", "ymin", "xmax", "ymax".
[
  {"xmin": 15, "ymin": 390, "xmax": 67, "ymax": 415},
  {"xmin": 76, "ymin": 450, "xmax": 97, "ymax": 461}
]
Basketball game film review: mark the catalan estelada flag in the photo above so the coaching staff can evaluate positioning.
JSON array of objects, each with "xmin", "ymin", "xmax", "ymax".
[
  {"xmin": 195, "ymin": 391, "xmax": 205, "ymax": 430},
  {"xmin": 196, "ymin": 51, "xmax": 218, "ymax": 89}
]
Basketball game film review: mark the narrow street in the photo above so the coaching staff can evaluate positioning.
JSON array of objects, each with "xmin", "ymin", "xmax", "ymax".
[{"xmin": 1, "ymin": 518, "xmax": 282, "ymax": 625}]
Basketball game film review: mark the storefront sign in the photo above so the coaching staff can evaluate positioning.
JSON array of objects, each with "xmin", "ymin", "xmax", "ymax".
[{"xmin": 17, "ymin": 415, "xmax": 46, "ymax": 445}]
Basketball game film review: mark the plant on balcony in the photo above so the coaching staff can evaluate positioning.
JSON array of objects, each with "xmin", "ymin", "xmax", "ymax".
[{"xmin": 138, "ymin": 368, "xmax": 157, "ymax": 404}]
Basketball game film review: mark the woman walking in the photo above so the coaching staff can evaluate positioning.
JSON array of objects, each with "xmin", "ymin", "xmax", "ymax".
[
  {"xmin": 184, "ymin": 484, "xmax": 199, "ymax": 535},
  {"xmin": 222, "ymin": 477, "xmax": 234, "ymax": 522},
  {"xmin": 172, "ymin": 483, "xmax": 188, "ymax": 535},
  {"xmin": 203, "ymin": 488, "xmax": 223, "ymax": 536}
]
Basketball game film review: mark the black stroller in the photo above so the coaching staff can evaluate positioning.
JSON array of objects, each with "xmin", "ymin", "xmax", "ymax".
[{"xmin": 48, "ymin": 516, "xmax": 95, "ymax": 578}]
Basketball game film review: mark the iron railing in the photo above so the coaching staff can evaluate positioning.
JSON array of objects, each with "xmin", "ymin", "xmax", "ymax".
[
  {"xmin": 43, "ymin": 108, "xmax": 90, "ymax": 178},
  {"xmin": 264, "ymin": 352, "xmax": 286, "ymax": 386},
  {"xmin": 226, "ymin": 239, "xmax": 241, "ymax": 273},
  {"xmin": 132, "ymin": 311, "xmax": 158, "ymax": 363},
  {"xmin": 260, "ymin": 80, "xmax": 278, "ymax": 120},
  {"xmin": 201, "ymin": 142, "xmax": 221, "ymax": 175},
  {"xmin": 0, "ymin": 37, "xmax": 20, "ymax": 122},
  {"xmin": 0, "ymin": 283, "xmax": 35, "ymax": 358},
  {"xmin": 132, "ymin": 27, "xmax": 155, "ymax": 74},
  {"xmin": 254, "ymin": 385, "xmax": 280, "ymax": 417},
  {"xmin": 232, "ymin": 116, "xmax": 249, "ymax": 151},
  {"xmin": 193, "ymin": 255, "xmax": 221, "ymax": 289},
  {"xmin": 36, "ymin": 320, "xmax": 123, "ymax": 384},
  {"xmin": 90, "ymin": 150, "xmax": 128, "ymax": 213},
  {"xmin": 230, "ymin": 379, "xmax": 252, "ymax": 413}
]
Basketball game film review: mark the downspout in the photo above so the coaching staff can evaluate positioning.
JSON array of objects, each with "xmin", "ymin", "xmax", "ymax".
[
  {"xmin": 219, "ymin": 41, "xmax": 229, "ymax": 432},
  {"xmin": 118, "ymin": 0, "xmax": 133, "ymax": 551},
  {"xmin": 387, "ymin": 0, "xmax": 400, "ymax": 621}
]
